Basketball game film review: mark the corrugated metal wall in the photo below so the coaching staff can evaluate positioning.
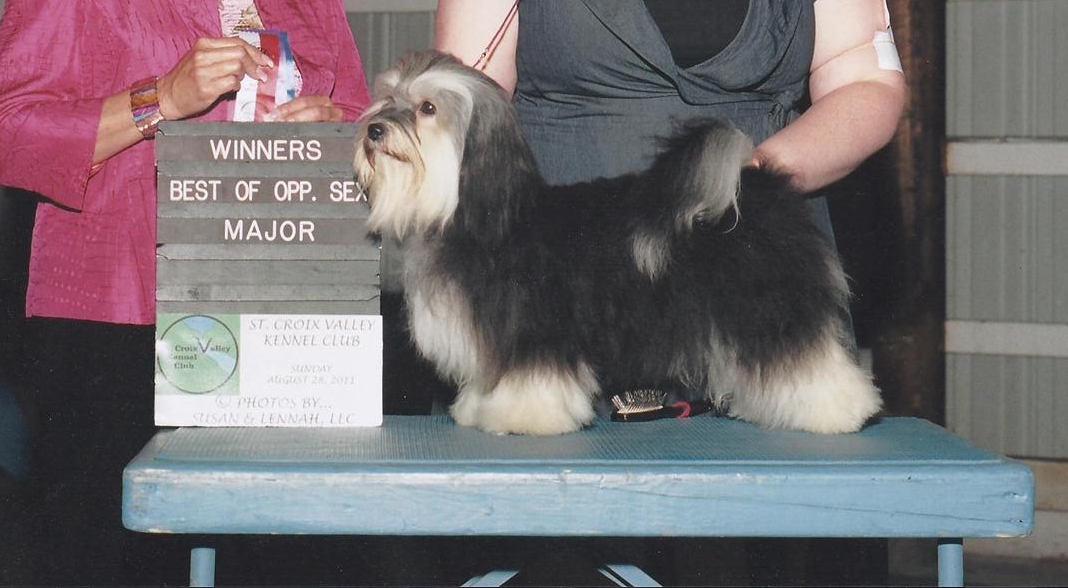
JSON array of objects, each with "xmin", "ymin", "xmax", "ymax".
[
  {"xmin": 346, "ymin": 3, "xmax": 436, "ymax": 292},
  {"xmin": 343, "ymin": 1, "xmax": 1068, "ymax": 458},
  {"xmin": 346, "ymin": 2, "xmax": 436, "ymax": 88},
  {"xmin": 946, "ymin": 0, "xmax": 1068, "ymax": 458}
]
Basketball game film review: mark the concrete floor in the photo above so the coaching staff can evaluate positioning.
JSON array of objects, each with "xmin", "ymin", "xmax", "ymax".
[
  {"xmin": 888, "ymin": 539, "xmax": 1068, "ymax": 587},
  {"xmin": 888, "ymin": 555, "xmax": 1068, "ymax": 587}
]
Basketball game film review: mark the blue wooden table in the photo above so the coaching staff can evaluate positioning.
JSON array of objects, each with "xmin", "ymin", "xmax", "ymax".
[{"xmin": 123, "ymin": 416, "xmax": 1033, "ymax": 586}]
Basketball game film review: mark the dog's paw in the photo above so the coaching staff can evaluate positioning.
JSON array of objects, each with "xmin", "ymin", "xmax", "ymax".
[
  {"xmin": 450, "ymin": 364, "xmax": 599, "ymax": 435},
  {"xmin": 729, "ymin": 338, "xmax": 882, "ymax": 434}
]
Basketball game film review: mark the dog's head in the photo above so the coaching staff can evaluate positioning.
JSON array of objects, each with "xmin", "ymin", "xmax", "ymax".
[{"xmin": 354, "ymin": 50, "xmax": 536, "ymax": 241}]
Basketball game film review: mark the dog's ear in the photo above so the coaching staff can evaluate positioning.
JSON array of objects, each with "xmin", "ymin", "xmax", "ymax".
[{"xmin": 452, "ymin": 83, "xmax": 542, "ymax": 244}]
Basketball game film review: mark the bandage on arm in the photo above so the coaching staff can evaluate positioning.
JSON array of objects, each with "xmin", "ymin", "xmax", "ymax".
[
  {"xmin": 753, "ymin": 0, "xmax": 906, "ymax": 192},
  {"xmin": 810, "ymin": 0, "xmax": 902, "ymax": 96}
]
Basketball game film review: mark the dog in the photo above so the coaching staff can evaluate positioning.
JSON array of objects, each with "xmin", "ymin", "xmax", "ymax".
[{"xmin": 354, "ymin": 50, "xmax": 882, "ymax": 436}]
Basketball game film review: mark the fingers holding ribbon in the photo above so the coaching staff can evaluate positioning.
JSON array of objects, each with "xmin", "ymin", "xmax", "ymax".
[{"xmin": 157, "ymin": 37, "xmax": 274, "ymax": 120}]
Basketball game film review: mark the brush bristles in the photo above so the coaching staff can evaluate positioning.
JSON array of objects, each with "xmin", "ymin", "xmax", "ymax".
[{"xmin": 611, "ymin": 389, "xmax": 668, "ymax": 415}]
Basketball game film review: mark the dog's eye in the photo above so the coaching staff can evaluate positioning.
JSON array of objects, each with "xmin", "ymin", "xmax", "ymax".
[{"xmin": 418, "ymin": 101, "xmax": 436, "ymax": 116}]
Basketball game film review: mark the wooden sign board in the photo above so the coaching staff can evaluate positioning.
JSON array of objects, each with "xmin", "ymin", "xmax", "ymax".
[{"xmin": 154, "ymin": 122, "xmax": 382, "ymax": 427}]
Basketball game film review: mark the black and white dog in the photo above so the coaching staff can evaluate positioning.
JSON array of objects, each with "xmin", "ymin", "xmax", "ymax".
[{"xmin": 354, "ymin": 50, "xmax": 881, "ymax": 435}]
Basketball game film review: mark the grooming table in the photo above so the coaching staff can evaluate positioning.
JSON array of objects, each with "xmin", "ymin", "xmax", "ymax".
[{"xmin": 122, "ymin": 416, "xmax": 1033, "ymax": 586}]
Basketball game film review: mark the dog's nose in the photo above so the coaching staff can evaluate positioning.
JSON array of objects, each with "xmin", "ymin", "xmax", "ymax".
[{"xmin": 366, "ymin": 123, "xmax": 386, "ymax": 142}]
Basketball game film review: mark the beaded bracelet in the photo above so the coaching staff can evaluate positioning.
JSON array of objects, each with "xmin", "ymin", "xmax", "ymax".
[{"xmin": 130, "ymin": 76, "xmax": 165, "ymax": 139}]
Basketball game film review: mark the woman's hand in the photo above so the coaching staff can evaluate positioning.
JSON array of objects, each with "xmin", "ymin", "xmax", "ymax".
[
  {"xmin": 156, "ymin": 37, "xmax": 274, "ymax": 120},
  {"xmin": 265, "ymin": 95, "xmax": 344, "ymax": 122}
]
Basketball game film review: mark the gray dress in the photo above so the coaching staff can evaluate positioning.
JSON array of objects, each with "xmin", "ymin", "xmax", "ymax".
[{"xmin": 512, "ymin": 0, "xmax": 835, "ymax": 240}]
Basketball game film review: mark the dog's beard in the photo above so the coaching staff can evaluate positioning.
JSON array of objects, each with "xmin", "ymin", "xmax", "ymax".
[{"xmin": 357, "ymin": 122, "xmax": 463, "ymax": 240}]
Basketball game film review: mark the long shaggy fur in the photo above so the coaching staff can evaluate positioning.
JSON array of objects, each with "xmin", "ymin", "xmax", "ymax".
[{"xmin": 354, "ymin": 50, "xmax": 882, "ymax": 435}]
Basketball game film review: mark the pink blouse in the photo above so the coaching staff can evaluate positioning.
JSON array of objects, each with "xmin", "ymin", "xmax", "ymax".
[{"xmin": 0, "ymin": 0, "xmax": 371, "ymax": 324}]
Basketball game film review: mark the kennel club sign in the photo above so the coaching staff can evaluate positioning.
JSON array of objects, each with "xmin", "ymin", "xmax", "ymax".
[{"xmin": 153, "ymin": 122, "xmax": 382, "ymax": 428}]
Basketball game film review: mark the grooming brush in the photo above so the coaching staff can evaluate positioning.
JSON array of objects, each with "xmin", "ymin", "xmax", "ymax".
[{"xmin": 610, "ymin": 389, "xmax": 714, "ymax": 422}]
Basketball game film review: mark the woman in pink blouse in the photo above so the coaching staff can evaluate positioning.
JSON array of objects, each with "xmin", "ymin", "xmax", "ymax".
[
  {"xmin": 0, "ymin": 0, "xmax": 370, "ymax": 583},
  {"xmin": 0, "ymin": 1, "xmax": 370, "ymax": 323}
]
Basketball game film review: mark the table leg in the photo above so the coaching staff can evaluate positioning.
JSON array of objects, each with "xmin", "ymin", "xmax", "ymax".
[
  {"xmin": 598, "ymin": 563, "xmax": 662, "ymax": 587},
  {"xmin": 461, "ymin": 569, "xmax": 520, "ymax": 587},
  {"xmin": 937, "ymin": 538, "xmax": 963, "ymax": 587},
  {"xmin": 190, "ymin": 546, "xmax": 217, "ymax": 587}
]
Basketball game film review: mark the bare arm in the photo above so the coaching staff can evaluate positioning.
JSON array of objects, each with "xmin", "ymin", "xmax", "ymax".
[
  {"xmin": 753, "ymin": 0, "xmax": 907, "ymax": 192},
  {"xmin": 434, "ymin": 0, "xmax": 520, "ymax": 95},
  {"xmin": 92, "ymin": 37, "xmax": 272, "ymax": 165}
]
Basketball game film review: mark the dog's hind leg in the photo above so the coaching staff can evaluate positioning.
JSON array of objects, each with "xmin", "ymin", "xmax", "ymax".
[
  {"xmin": 449, "ymin": 362, "xmax": 599, "ymax": 435},
  {"xmin": 727, "ymin": 334, "xmax": 882, "ymax": 434}
]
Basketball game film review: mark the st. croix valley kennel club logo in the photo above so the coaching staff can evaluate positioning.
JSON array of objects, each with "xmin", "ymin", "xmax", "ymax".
[{"xmin": 156, "ymin": 315, "xmax": 240, "ymax": 394}]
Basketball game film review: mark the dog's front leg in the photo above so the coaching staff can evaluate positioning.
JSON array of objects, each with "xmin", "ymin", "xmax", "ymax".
[{"xmin": 449, "ymin": 363, "xmax": 599, "ymax": 435}]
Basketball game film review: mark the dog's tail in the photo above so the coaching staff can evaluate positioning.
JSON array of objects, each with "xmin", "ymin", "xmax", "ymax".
[{"xmin": 630, "ymin": 119, "xmax": 753, "ymax": 279}]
